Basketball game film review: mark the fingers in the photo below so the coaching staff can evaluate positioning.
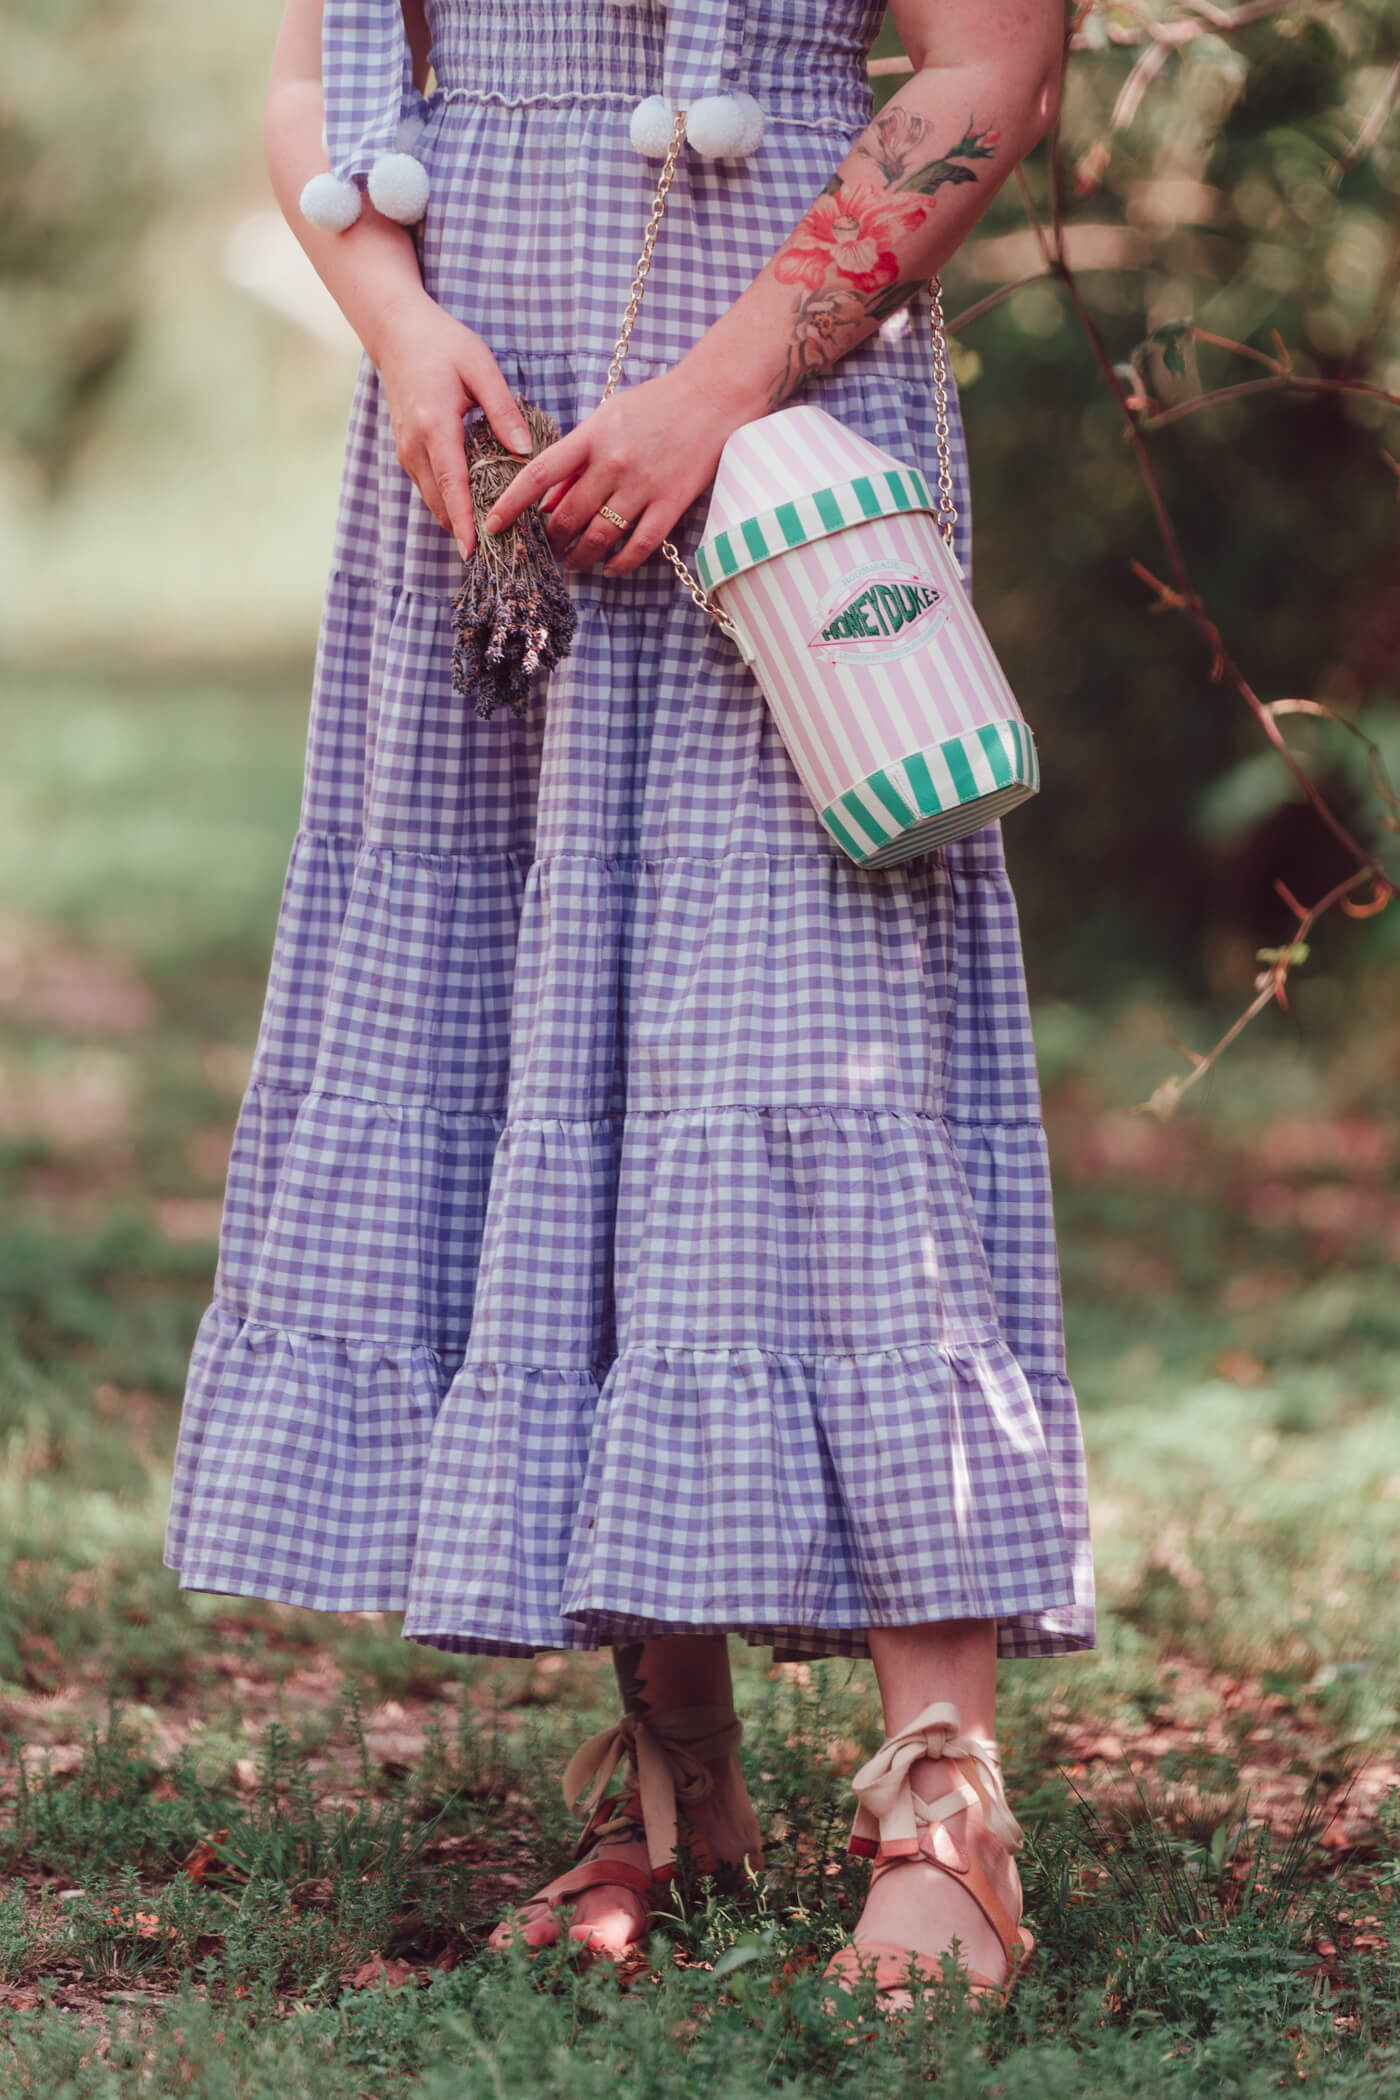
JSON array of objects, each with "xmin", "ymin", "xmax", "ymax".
[
  {"xmin": 544, "ymin": 465, "xmax": 628, "ymax": 561},
  {"xmin": 428, "ymin": 435, "xmax": 477, "ymax": 559},
  {"xmin": 485, "ymin": 431, "xmax": 586, "ymax": 536},
  {"xmin": 602, "ymin": 502, "xmax": 672, "ymax": 578},
  {"xmin": 562, "ymin": 502, "xmax": 637, "ymax": 574},
  {"xmin": 454, "ymin": 332, "xmax": 533, "ymax": 460},
  {"xmin": 398, "ymin": 435, "xmax": 452, "ymax": 536}
]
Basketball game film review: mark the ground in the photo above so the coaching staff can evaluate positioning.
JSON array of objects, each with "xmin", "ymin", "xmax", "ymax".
[{"xmin": 1, "ymin": 664, "xmax": 1397, "ymax": 2094}]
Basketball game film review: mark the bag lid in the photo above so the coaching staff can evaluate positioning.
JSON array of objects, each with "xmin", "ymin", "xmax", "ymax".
[{"xmin": 696, "ymin": 405, "xmax": 938, "ymax": 594}]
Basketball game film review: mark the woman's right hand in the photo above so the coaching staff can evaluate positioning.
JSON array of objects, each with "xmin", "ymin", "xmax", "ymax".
[{"xmin": 370, "ymin": 293, "xmax": 534, "ymax": 559}]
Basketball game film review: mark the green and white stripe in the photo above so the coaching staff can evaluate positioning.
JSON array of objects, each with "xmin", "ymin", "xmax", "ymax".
[
  {"xmin": 818, "ymin": 718, "xmax": 1040, "ymax": 869},
  {"xmin": 695, "ymin": 468, "xmax": 937, "ymax": 594}
]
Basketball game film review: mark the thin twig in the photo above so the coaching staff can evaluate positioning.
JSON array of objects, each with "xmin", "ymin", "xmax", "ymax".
[
  {"xmin": 1111, "ymin": 43, "xmax": 1172, "ymax": 138},
  {"xmin": 1055, "ymin": 262, "xmax": 1196, "ymax": 597},
  {"xmin": 945, "ymin": 271, "xmax": 1053, "ymax": 336},
  {"xmin": 1186, "ymin": 327, "xmax": 1284, "ymax": 373},
  {"xmin": 1135, "ymin": 370, "xmax": 1400, "ymax": 432},
  {"xmin": 1267, "ymin": 698, "xmax": 1400, "ymax": 832},
  {"xmin": 1130, "ymin": 564, "xmax": 1388, "ymax": 877},
  {"xmin": 1138, "ymin": 866, "xmax": 1390, "ymax": 1117},
  {"xmin": 1332, "ymin": 56, "xmax": 1400, "ymax": 175}
]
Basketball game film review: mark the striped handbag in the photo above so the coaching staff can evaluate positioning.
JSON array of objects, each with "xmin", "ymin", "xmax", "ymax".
[{"xmin": 607, "ymin": 116, "xmax": 1040, "ymax": 872}]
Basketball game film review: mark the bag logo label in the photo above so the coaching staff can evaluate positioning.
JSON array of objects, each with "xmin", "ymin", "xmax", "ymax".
[{"xmin": 807, "ymin": 562, "xmax": 949, "ymax": 667}]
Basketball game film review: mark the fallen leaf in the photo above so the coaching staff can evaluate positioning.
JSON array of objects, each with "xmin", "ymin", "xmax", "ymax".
[
  {"xmin": 341, "ymin": 1954, "xmax": 419, "ymax": 1991},
  {"xmin": 180, "ymin": 1832, "xmax": 231, "ymax": 1885}
]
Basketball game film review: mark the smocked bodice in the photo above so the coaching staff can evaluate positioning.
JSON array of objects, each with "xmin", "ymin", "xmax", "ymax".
[{"xmin": 424, "ymin": 0, "xmax": 882, "ymax": 132}]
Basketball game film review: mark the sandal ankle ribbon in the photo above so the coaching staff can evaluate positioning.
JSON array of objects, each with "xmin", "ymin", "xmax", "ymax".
[
  {"xmin": 848, "ymin": 1699, "xmax": 1022, "ymax": 1859},
  {"xmin": 562, "ymin": 1704, "xmax": 742, "ymax": 1880}
]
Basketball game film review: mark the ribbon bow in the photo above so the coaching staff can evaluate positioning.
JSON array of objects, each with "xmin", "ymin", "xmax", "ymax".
[
  {"xmin": 562, "ymin": 1705, "xmax": 743, "ymax": 1880},
  {"xmin": 849, "ymin": 1700, "xmax": 1023, "ymax": 1859}
]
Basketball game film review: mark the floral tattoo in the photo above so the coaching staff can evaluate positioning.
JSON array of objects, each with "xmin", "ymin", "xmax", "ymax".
[{"xmin": 768, "ymin": 112, "xmax": 999, "ymax": 406}]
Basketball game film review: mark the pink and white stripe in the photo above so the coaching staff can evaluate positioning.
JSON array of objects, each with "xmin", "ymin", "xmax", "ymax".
[{"xmin": 700, "ymin": 407, "xmax": 1027, "ymax": 817}]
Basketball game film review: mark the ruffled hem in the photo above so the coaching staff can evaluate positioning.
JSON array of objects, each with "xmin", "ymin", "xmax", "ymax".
[
  {"xmin": 164, "ymin": 1303, "xmax": 457, "ymax": 1609},
  {"xmin": 166, "ymin": 1309, "xmax": 1094, "ymax": 1660}
]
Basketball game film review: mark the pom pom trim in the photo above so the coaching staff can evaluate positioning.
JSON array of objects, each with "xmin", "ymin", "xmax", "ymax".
[
  {"xmin": 629, "ymin": 90, "xmax": 767, "ymax": 162},
  {"xmin": 300, "ymin": 172, "xmax": 363, "ymax": 233},
  {"xmin": 367, "ymin": 150, "xmax": 431, "ymax": 225},
  {"xmin": 629, "ymin": 94, "xmax": 676, "ymax": 159},
  {"xmin": 685, "ymin": 92, "xmax": 766, "ymax": 161}
]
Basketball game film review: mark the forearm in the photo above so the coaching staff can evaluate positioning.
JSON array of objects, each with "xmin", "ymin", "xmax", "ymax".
[
  {"xmin": 677, "ymin": 54, "xmax": 1060, "ymax": 422},
  {"xmin": 263, "ymin": 70, "xmax": 432, "ymax": 368}
]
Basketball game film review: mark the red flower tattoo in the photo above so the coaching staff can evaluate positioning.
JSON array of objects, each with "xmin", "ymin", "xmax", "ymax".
[{"xmin": 774, "ymin": 183, "xmax": 927, "ymax": 295}]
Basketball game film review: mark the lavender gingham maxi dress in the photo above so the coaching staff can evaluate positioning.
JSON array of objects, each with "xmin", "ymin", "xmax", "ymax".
[{"xmin": 164, "ymin": 0, "xmax": 1095, "ymax": 1661}]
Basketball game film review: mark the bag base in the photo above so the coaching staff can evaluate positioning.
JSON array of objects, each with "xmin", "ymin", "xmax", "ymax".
[{"xmin": 818, "ymin": 717, "xmax": 1039, "ymax": 869}]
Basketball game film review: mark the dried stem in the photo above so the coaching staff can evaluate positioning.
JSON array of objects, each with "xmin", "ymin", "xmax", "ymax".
[
  {"xmin": 1138, "ymin": 866, "xmax": 1392, "ymax": 1119},
  {"xmin": 1135, "ymin": 370, "xmax": 1400, "ymax": 433},
  {"xmin": 945, "ymin": 270, "xmax": 1054, "ymax": 335}
]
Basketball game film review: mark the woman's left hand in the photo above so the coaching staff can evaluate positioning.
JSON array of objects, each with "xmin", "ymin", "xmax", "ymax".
[{"xmin": 482, "ymin": 363, "xmax": 760, "ymax": 577}]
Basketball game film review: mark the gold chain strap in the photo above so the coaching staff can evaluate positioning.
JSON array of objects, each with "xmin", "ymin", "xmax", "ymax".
[
  {"xmin": 601, "ymin": 112, "xmax": 688, "ymax": 405},
  {"xmin": 927, "ymin": 274, "xmax": 959, "ymax": 552},
  {"xmin": 601, "ymin": 112, "xmax": 959, "ymax": 631}
]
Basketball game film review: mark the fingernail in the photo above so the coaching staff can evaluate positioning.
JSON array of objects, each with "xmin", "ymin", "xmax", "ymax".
[
  {"xmin": 509, "ymin": 425, "xmax": 532, "ymax": 454},
  {"xmin": 484, "ymin": 515, "xmax": 502, "ymax": 535},
  {"xmin": 455, "ymin": 537, "xmax": 471, "ymax": 561}
]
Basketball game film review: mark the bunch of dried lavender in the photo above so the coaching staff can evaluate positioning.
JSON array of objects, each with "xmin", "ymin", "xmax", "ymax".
[{"xmin": 451, "ymin": 397, "xmax": 577, "ymax": 720}]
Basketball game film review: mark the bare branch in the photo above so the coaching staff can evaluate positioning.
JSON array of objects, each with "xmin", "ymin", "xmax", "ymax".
[
  {"xmin": 1112, "ymin": 43, "xmax": 1172, "ymax": 136},
  {"xmin": 1266, "ymin": 698, "xmax": 1400, "ymax": 834},
  {"xmin": 1332, "ymin": 56, "xmax": 1399, "ymax": 174},
  {"xmin": 945, "ymin": 272, "xmax": 1054, "ymax": 335},
  {"xmin": 1136, "ymin": 866, "xmax": 1392, "ymax": 1118},
  {"xmin": 1135, "ymin": 370, "xmax": 1400, "ymax": 432}
]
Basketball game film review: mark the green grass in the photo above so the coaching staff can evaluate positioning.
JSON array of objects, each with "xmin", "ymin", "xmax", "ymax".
[{"xmin": 1, "ymin": 660, "xmax": 1398, "ymax": 2089}]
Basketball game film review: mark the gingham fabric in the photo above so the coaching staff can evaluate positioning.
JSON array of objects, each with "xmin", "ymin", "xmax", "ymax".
[{"xmin": 164, "ymin": 0, "xmax": 1095, "ymax": 1661}]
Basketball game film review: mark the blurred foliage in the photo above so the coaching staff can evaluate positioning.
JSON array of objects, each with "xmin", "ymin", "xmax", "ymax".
[
  {"xmin": 0, "ymin": 1, "xmax": 1397, "ymax": 991},
  {"xmin": 0, "ymin": 1, "xmax": 263, "ymax": 484},
  {"xmin": 904, "ymin": 1, "xmax": 1400, "ymax": 991}
]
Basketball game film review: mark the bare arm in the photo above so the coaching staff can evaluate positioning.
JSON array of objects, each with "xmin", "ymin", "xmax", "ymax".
[
  {"xmin": 491, "ymin": 0, "xmax": 1064, "ymax": 574},
  {"xmin": 265, "ymin": 0, "xmax": 530, "ymax": 554},
  {"xmin": 684, "ymin": 0, "xmax": 1063, "ymax": 414}
]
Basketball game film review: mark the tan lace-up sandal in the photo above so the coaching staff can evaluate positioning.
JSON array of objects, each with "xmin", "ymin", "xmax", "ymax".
[
  {"xmin": 824, "ymin": 1700, "xmax": 1034, "ymax": 2011},
  {"xmin": 488, "ymin": 1704, "xmax": 752, "ymax": 1957}
]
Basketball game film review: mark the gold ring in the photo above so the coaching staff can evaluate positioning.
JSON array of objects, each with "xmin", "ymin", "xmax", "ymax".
[{"xmin": 598, "ymin": 505, "xmax": 632, "ymax": 532}]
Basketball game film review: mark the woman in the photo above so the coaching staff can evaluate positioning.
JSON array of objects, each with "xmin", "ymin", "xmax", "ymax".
[{"xmin": 165, "ymin": 0, "xmax": 1093, "ymax": 2002}]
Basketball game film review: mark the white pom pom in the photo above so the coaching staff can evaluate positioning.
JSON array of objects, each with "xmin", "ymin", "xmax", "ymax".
[
  {"xmin": 629, "ymin": 95, "xmax": 675, "ymax": 158},
  {"xmin": 367, "ymin": 150, "xmax": 430, "ymax": 224},
  {"xmin": 300, "ymin": 172, "xmax": 362, "ymax": 233},
  {"xmin": 685, "ymin": 92, "xmax": 765, "ymax": 161}
]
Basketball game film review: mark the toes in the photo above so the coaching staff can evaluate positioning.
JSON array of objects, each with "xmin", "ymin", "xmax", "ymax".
[
  {"xmin": 489, "ymin": 1907, "xmax": 560, "ymax": 1952},
  {"xmin": 566, "ymin": 1891, "xmax": 648, "ymax": 1956}
]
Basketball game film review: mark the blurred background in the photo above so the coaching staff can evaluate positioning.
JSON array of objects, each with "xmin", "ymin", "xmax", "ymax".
[{"xmin": 1, "ymin": 0, "xmax": 1399, "ymax": 1923}]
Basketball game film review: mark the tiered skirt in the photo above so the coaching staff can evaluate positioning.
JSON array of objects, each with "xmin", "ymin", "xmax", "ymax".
[{"xmin": 165, "ymin": 71, "xmax": 1094, "ymax": 1660}]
